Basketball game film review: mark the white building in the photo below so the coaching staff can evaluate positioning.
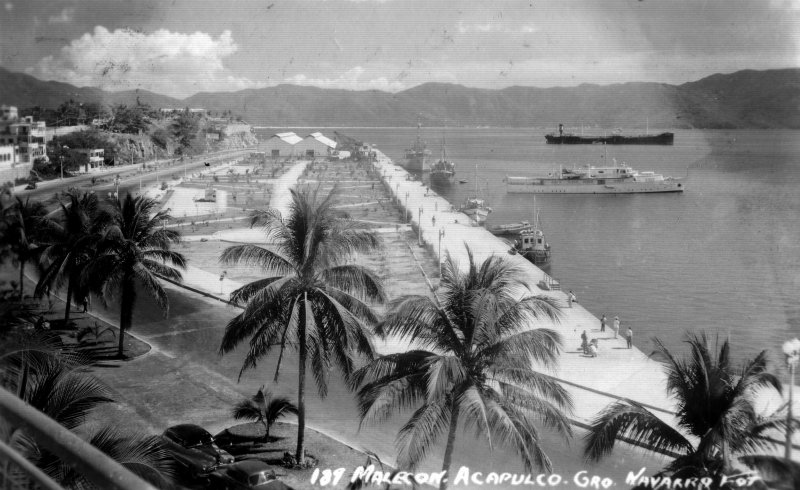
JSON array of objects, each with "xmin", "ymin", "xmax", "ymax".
[
  {"xmin": 263, "ymin": 132, "xmax": 303, "ymax": 158},
  {"xmin": 74, "ymin": 148, "xmax": 105, "ymax": 173},
  {"xmin": 295, "ymin": 132, "xmax": 337, "ymax": 158},
  {"xmin": 0, "ymin": 144, "xmax": 27, "ymax": 185},
  {"xmin": 0, "ymin": 115, "xmax": 47, "ymax": 164}
]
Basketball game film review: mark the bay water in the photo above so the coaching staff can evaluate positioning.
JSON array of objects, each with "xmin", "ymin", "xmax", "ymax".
[{"xmin": 260, "ymin": 127, "xmax": 800, "ymax": 373}]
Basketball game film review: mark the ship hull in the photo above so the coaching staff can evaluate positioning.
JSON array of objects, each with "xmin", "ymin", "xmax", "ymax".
[
  {"xmin": 506, "ymin": 179, "xmax": 684, "ymax": 194},
  {"xmin": 462, "ymin": 208, "xmax": 490, "ymax": 225},
  {"xmin": 404, "ymin": 154, "xmax": 426, "ymax": 173},
  {"xmin": 521, "ymin": 249, "xmax": 550, "ymax": 265},
  {"xmin": 429, "ymin": 171, "xmax": 455, "ymax": 186},
  {"xmin": 545, "ymin": 132, "xmax": 674, "ymax": 145}
]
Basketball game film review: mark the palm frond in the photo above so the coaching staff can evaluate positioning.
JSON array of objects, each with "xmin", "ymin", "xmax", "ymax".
[
  {"xmin": 583, "ymin": 401, "xmax": 693, "ymax": 462},
  {"xmin": 395, "ymin": 398, "xmax": 451, "ymax": 470}
]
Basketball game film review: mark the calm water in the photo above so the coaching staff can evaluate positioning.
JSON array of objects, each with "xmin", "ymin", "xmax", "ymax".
[{"xmin": 260, "ymin": 128, "xmax": 800, "ymax": 373}]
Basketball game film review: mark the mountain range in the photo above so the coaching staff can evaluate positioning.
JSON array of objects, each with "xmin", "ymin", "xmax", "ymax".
[{"xmin": 1, "ymin": 66, "xmax": 798, "ymax": 129}]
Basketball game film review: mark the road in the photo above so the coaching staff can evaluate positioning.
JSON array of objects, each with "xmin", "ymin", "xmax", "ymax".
[{"xmin": 13, "ymin": 146, "xmax": 260, "ymax": 208}]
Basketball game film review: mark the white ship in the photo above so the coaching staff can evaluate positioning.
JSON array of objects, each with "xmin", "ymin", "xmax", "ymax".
[{"xmin": 505, "ymin": 161, "xmax": 684, "ymax": 194}]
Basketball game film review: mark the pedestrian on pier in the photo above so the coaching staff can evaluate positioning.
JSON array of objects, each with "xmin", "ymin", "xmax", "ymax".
[
  {"xmin": 626, "ymin": 326, "xmax": 633, "ymax": 349},
  {"xmin": 581, "ymin": 330, "xmax": 589, "ymax": 354},
  {"xmin": 613, "ymin": 316, "xmax": 620, "ymax": 339},
  {"xmin": 568, "ymin": 290, "xmax": 576, "ymax": 308},
  {"xmin": 600, "ymin": 314, "xmax": 607, "ymax": 333},
  {"xmin": 431, "ymin": 215, "xmax": 436, "ymax": 227}
]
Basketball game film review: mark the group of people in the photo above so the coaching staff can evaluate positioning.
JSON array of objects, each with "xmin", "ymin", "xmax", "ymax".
[
  {"xmin": 580, "ymin": 314, "xmax": 634, "ymax": 358},
  {"xmin": 600, "ymin": 314, "xmax": 633, "ymax": 348}
]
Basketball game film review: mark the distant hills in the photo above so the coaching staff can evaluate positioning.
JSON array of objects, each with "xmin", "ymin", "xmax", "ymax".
[{"xmin": 1, "ymin": 66, "xmax": 798, "ymax": 129}]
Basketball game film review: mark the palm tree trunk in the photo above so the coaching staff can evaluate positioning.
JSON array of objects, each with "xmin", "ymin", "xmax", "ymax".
[
  {"xmin": 440, "ymin": 402, "xmax": 461, "ymax": 490},
  {"xmin": 16, "ymin": 358, "xmax": 28, "ymax": 398},
  {"xmin": 64, "ymin": 277, "xmax": 74, "ymax": 326},
  {"xmin": 295, "ymin": 293, "xmax": 307, "ymax": 464},
  {"xmin": 721, "ymin": 439, "xmax": 730, "ymax": 474},
  {"xmin": 18, "ymin": 259, "xmax": 25, "ymax": 301},
  {"xmin": 117, "ymin": 278, "xmax": 134, "ymax": 358},
  {"xmin": 263, "ymin": 420, "xmax": 270, "ymax": 441}
]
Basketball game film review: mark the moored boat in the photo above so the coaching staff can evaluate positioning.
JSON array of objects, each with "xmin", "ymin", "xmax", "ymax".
[
  {"xmin": 545, "ymin": 124, "xmax": 674, "ymax": 145},
  {"xmin": 460, "ymin": 164, "xmax": 492, "ymax": 225},
  {"xmin": 404, "ymin": 118, "xmax": 431, "ymax": 173},
  {"xmin": 489, "ymin": 221, "xmax": 532, "ymax": 236},
  {"xmin": 505, "ymin": 160, "xmax": 684, "ymax": 194},
  {"xmin": 511, "ymin": 198, "xmax": 550, "ymax": 265},
  {"xmin": 429, "ymin": 134, "xmax": 455, "ymax": 186}
]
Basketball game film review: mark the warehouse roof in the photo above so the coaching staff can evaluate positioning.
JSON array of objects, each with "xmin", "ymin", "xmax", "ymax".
[
  {"xmin": 306, "ymin": 132, "xmax": 337, "ymax": 149},
  {"xmin": 271, "ymin": 132, "xmax": 303, "ymax": 145}
]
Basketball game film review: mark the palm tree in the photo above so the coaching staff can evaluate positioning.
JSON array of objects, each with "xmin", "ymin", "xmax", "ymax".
[
  {"xmin": 219, "ymin": 185, "xmax": 385, "ymax": 464},
  {"xmin": 2, "ymin": 358, "xmax": 176, "ymax": 488},
  {"xmin": 351, "ymin": 248, "xmax": 572, "ymax": 488},
  {"xmin": 87, "ymin": 194, "xmax": 185, "ymax": 358},
  {"xmin": 1, "ymin": 197, "xmax": 47, "ymax": 300},
  {"xmin": 584, "ymin": 333, "xmax": 782, "ymax": 480},
  {"xmin": 231, "ymin": 385, "xmax": 298, "ymax": 441},
  {"xmin": 35, "ymin": 189, "xmax": 102, "ymax": 326}
]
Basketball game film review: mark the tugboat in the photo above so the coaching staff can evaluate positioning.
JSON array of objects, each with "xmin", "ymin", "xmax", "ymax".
[
  {"xmin": 459, "ymin": 165, "xmax": 492, "ymax": 226},
  {"xmin": 512, "ymin": 197, "xmax": 551, "ymax": 265},
  {"xmin": 429, "ymin": 134, "xmax": 456, "ymax": 186},
  {"xmin": 404, "ymin": 117, "xmax": 431, "ymax": 173}
]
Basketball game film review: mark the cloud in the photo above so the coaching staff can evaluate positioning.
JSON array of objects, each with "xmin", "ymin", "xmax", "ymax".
[
  {"xmin": 284, "ymin": 66, "xmax": 406, "ymax": 92},
  {"xmin": 28, "ymin": 26, "xmax": 267, "ymax": 98},
  {"xmin": 4, "ymin": 3, "xmax": 12, "ymax": 12},
  {"xmin": 48, "ymin": 7, "xmax": 74, "ymax": 24}
]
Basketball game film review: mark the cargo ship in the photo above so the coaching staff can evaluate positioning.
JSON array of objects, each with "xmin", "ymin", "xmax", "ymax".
[
  {"xmin": 545, "ymin": 124, "xmax": 674, "ymax": 145},
  {"xmin": 404, "ymin": 119, "xmax": 431, "ymax": 173},
  {"xmin": 505, "ymin": 161, "xmax": 684, "ymax": 194},
  {"xmin": 429, "ymin": 135, "xmax": 456, "ymax": 186}
]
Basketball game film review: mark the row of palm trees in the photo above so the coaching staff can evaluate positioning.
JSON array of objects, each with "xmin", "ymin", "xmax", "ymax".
[
  {"xmin": 1, "ymin": 190, "xmax": 185, "ymax": 358},
  {"xmin": 2, "ymin": 186, "xmax": 795, "ymax": 487},
  {"xmin": 219, "ymin": 186, "xmax": 796, "ymax": 488}
]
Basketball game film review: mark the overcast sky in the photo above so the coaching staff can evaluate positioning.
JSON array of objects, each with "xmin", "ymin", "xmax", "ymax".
[{"xmin": 1, "ymin": 0, "xmax": 798, "ymax": 99}]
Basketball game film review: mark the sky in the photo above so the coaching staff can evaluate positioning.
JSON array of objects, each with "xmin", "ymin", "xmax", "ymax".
[{"xmin": 1, "ymin": 0, "xmax": 798, "ymax": 99}]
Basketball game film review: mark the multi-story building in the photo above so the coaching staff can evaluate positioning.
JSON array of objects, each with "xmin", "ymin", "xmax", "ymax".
[
  {"xmin": 74, "ymin": 148, "xmax": 105, "ymax": 173},
  {"xmin": 0, "ymin": 108, "xmax": 48, "ymax": 164}
]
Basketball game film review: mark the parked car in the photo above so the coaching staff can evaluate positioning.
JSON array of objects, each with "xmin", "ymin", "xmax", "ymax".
[
  {"xmin": 161, "ymin": 424, "xmax": 235, "ymax": 480},
  {"xmin": 25, "ymin": 182, "xmax": 37, "ymax": 190},
  {"xmin": 208, "ymin": 460, "xmax": 292, "ymax": 489}
]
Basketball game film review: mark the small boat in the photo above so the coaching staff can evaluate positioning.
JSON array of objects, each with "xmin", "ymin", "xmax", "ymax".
[
  {"xmin": 459, "ymin": 179, "xmax": 468, "ymax": 184},
  {"xmin": 459, "ymin": 165, "xmax": 492, "ymax": 226},
  {"xmin": 512, "ymin": 198, "xmax": 551, "ymax": 265},
  {"xmin": 505, "ymin": 159, "xmax": 684, "ymax": 194},
  {"xmin": 489, "ymin": 221, "xmax": 532, "ymax": 236}
]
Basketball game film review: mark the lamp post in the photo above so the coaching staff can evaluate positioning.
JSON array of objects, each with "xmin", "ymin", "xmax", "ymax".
[
  {"xmin": 783, "ymin": 338, "xmax": 800, "ymax": 459},
  {"xmin": 438, "ymin": 228, "xmax": 445, "ymax": 277},
  {"xmin": 114, "ymin": 175, "xmax": 121, "ymax": 199},
  {"xmin": 219, "ymin": 270, "xmax": 227, "ymax": 295},
  {"xmin": 60, "ymin": 145, "xmax": 69, "ymax": 180},
  {"xmin": 405, "ymin": 192, "xmax": 409, "ymax": 223},
  {"xmin": 418, "ymin": 207, "xmax": 424, "ymax": 246}
]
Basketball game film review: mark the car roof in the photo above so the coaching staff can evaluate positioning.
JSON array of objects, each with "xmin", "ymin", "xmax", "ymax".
[
  {"xmin": 229, "ymin": 459, "xmax": 273, "ymax": 474},
  {"xmin": 164, "ymin": 424, "xmax": 213, "ymax": 439}
]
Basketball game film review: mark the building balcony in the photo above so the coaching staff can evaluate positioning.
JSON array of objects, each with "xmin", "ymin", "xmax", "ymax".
[{"xmin": 0, "ymin": 386, "xmax": 157, "ymax": 490}]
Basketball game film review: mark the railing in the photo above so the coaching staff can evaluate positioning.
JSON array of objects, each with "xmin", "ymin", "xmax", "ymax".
[{"xmin": 0, "ymin": 387, "xmax": 157, "ymax": 490}]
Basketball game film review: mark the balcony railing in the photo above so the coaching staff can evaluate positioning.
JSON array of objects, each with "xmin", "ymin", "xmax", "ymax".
[{"xmin": 0, "ymin": 387, "xmax": 157, "ymax": 490}]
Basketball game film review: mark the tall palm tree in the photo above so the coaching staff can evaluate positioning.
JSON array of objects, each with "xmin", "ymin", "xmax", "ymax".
[
  {"xmin": 351, "ymin": 248, "xmax": 572, "ymax": 488},
  {"xmin": 219, "ymin": 185, "xmax": 385, "ymax": 463},
  {"xmin": 1, "ymin": 197, "xmax": 47, "ymax": 300},
  {"xmin": 35, "ymin": 189, "xmax": 102, "ymax": 326},
  {"xmin": 87, "ymin": 194, "xmax": 185, "ymax": 357},
  {"xmin": 231, "ymin": 385, "xmax": 299, "ymax": 441},
  {"xmin": 584, "ymin": 333, "xmax": 781, "ymax": 480}
]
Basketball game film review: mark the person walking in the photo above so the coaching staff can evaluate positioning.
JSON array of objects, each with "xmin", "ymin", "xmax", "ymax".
[
  {"xmin": 581, "ymin": 330, "xmax": 589, "ymax": 354},
  {"xmin": 613, "ymin": 316, "xmax": 620, "ymax": 339},
  {"xmin": 600, "ymin": 314, "xmax": 607, "ymax": 333},
  {"xmin": 626, "ymin": 326, "xmax": 633, "ymax": 349}
]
